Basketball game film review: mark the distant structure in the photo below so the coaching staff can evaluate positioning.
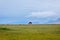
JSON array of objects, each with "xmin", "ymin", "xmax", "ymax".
[{"xmin": 28, "ymin": 22, "xmax": 32, "ymax": 24}]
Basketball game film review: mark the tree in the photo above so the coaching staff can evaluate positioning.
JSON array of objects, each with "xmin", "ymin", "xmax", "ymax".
[{"xmin": 28, "ymin": 22, "xmax": 32, "ymax": 24}]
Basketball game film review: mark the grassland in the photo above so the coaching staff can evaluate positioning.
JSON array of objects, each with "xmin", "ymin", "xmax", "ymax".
[{"xmin": 0, "ymin": 24, "xmax": 60, "ymax": 40}]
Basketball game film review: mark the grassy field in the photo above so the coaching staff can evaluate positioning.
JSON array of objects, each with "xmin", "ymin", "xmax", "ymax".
[{"xmin": 0, "ymin": 24, "xmax": 60, "ymax": 40}]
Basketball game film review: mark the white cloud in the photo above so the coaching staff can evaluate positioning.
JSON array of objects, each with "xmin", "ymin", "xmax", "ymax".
[
  {"xmin": 0, "ymin": 0, "xmax": 60, "ymax": 24},
  {"xmin": 27, "ymin": 11, "xmax": 60, "ymax": 18},
  {"xmin": 0, "ymin": 0, "xmax": 60, "ymax": 17},
  {"xmin": 26, "ymin": 11, "xmax": 60, "ymax": 24}
]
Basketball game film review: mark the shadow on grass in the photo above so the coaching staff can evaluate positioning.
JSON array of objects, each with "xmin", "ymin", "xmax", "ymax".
[
  {"xmin": 55, "ymin": 31, "xmax": 60, "ymax": 34},
  {"xmin": 0, "ymin": 28, "xmax": 11, "ymax": 31},
  {"xmin": 52, "ymin": 31, "xmax": 60, "ymax": 34}
]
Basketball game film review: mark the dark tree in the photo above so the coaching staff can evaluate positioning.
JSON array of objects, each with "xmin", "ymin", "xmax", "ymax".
[{"xmin": 28, "ymin": 22, "xmax": 32, "ymax": 24}]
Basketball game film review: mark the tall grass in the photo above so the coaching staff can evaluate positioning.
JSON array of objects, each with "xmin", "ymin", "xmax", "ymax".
[{"xmin": 0, "ymin": 24, "xmax": 60, "ymax": 40}]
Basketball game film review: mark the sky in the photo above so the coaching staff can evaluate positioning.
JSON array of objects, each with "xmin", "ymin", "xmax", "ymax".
[{"xmin": 0, "ymin": 0, "xmax": 60, "ymax": 24}]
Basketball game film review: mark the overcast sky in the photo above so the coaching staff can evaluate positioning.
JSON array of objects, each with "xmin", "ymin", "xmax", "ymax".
[{"xmin": 0, "ymin": 0, "xmax": 60, "ymax": 24}]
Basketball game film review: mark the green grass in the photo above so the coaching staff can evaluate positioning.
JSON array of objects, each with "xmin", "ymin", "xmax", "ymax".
[{"xmin": 0, "ymin": 24, "xmax": 60, "ymax": 40}]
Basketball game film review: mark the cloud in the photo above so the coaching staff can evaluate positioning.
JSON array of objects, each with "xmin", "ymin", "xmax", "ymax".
[
  {"xmin": 0, "ymin": 0, "xmax": 60, "ymax": 17},
  {"xmin": 27, "ymin": 11, "xmax": 59, "ymax": 18},
  {"xmin": 26, "ymin": 11, "xmax": 60, "ymax": 24},
  {"xmin": 0, "ymin": 0, "xmax": 60, "ymax": 24}
]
